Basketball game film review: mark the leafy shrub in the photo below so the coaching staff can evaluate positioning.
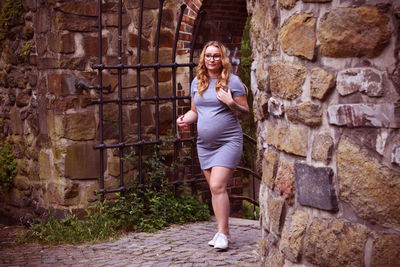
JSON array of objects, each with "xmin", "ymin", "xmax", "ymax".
[
  {"xmin": 19, "ymin": 145, "xmax": 209, "ymax": 245},
  {"xmin": 0, "ymin": 140, "xmax": 17, "ymax": 190},
  {"xmin": 0, "ymin": 0, "xmax": 24, "ymax": 42}
]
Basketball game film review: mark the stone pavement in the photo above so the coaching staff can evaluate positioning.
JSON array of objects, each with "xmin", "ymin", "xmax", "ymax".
[{"xmin": 0, "ymin": 217, "xmax": 261, "ymax": 267}]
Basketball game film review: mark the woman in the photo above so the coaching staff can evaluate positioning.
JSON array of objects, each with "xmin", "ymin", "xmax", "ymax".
[{"xmin": 177, "ymin": 41, "xmax": 249, "ymax": 250}]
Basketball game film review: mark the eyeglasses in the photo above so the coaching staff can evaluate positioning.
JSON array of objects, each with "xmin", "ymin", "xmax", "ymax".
[{"xmin": 205, "ymin": 54, "xmax": 221, "ymax": 61}]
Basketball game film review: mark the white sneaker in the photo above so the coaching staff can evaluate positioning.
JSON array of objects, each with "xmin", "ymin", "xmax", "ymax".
[
  {"xmin": 208, "ymin": 232, "xmax": 220, "ymax": 246},
  {"xmin": 214, "ymin": 233, "xmax": 229, "ymax": 250}
]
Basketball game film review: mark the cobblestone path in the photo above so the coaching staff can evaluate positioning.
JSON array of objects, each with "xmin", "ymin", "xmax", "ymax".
[{"xmin": 0, "ymin": 217, "xmax": 260, "ymax": 267}]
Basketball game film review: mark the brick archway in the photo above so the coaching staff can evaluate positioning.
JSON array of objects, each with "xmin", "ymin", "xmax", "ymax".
[{"xmin": 178, "ymin": 0, "xmax": 248, "ymax": 74}]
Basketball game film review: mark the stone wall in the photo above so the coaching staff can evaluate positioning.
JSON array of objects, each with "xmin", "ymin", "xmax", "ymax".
[
  {"xmin": 0, "ymin": 0, "xmax": 250, "ymax": 223},
  {"xmin": 0, "ymin": 0, "xmax": 197, "ymax": 222},
  {"xmin": 248, "ymin": 0, "xmax": 400, "ymax": 266}
]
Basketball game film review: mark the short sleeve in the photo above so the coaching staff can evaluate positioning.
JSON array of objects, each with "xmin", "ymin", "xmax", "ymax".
[
  {"xmin": 191, "ymin": 78, "xmax": 198, "ymax": 98},
  {"xmin": 228, "ymin": 75, "xmax": 246, "ymax": 98}
]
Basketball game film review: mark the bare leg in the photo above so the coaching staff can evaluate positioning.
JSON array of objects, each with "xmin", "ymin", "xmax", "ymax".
[{"xmin": 203, "ymin": 166, "xmax": 233, "ymax": 236}]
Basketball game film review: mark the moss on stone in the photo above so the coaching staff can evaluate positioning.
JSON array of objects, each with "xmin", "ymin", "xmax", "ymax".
[{"xmin": 0, "ymin": 0, "xmax": 24, "ymax": 42}]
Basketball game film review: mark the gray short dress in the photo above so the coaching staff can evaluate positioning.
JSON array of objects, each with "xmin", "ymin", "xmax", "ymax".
[{"xmin": 191, "ymin": 74, "xmax": 246, "ymax": 170}]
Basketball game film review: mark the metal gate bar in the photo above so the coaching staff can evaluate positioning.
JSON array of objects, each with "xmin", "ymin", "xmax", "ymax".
[
  {"xmin": 90, "ymin": 0, "xmax": 202, "ymax": 195},
  {"xmin": 87, "ymin": 0, "xmax": 261, "ymax": 211}
]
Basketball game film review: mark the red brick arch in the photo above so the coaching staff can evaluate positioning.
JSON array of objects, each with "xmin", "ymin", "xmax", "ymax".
[
  {"xmin": 177, "ymin": 0, "xmax": 203, "ymax": 55},
  {"xmin": 177, "ymin": 0, "xmax": 248, "ymax": 74}
]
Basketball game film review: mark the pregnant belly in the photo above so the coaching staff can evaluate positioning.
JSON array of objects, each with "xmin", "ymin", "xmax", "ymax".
[{"xmin": 197, "ymin": 115, "xmax": 241, "ymax": 144}]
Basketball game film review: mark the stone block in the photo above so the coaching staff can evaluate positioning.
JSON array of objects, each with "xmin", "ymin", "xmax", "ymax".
[
  {"xmin": 267, "ymin": 121, "xmax": 308, "ymax": 157},
  {"xmin": 255, "ymin": 62, "xmax": 268, "ymax": 91},
  {"xmin": 128, "ymin": 33, "xmax": 151, "ymax": 51},
  {"xmin": 266, "ymin": 193, "xmax": 285, "ymax": 235},
  {"xmin": 126, "ymin": 0, "xmax": 159, "ymax": 9},
  {"xmin": 286, "ymin": 102, "xmax": 322, "ymax": 127},
  {"xmin": 35, "ymin": 36, "xmax": 47, "ymax": 55},
  {"xmin": 312, "ymin": 133, "xmax": 334, "ymax": 164},
  {"xmin": 105, "ymin": 13, "xmax": 130, "ymax": 27},
  {"xmin": 391, "ymin": 62, "xmax": 400, "ymax": 95},
  {"xmin": 268, "ymin": 97, "xmax": 284, "ymax": 117},
  {"xmin": 48, "ymin": 32, "xmax": 75, "ymax": 54},
  {"xmin": 280, "ymin": 13, "xmax": 316, "ymax": 60},
  {"xmin": 263, "ymin": 239, "xmax": 284, "ymax": 267},
  {"xmin": 65, "ymin": 142, "xmax": 106, "ymax": 179},
  {"xmin": 157, "ymin": 29, "xmax": 174, "ymax": 48},
  {"xmin": 22, "ymin": 0, "xmax": 37, "ymax": 11},
  {"xmin": 159, "ymin": 105, "xmax": 172, "ymax": 124},
  {"xmin": 262, "ymin": 150, "xmax": 278, "ymax": 190},
  {"xmin": 337, "ymin": 136, "xmax": 400, "ymax": 231},
  {"xmin": 304, "ymin": 218, "xmax": 369, "ymax": 267},
  {"xmin": 45, "ymin": 182, "xmax": 63, "ymax": 205},
  {"xmin": 268, "ymin": 61, "xmax": 306, "ymax": 100},
  {"xmin": 328, "ymin": 103, "xmax": 400, "ymax": 128},
  {"xmin": 275, "ymin": 160, "xmax": 295, "ymax": 205},
  {"xmin": 48, "ymin": 74, "xmax": 62, "ymax": 96},
  {"xmin": 122, "ymin": 71, "xmax": 153, "ymax": 89},
  {"xmin": 38, "ymin": 57, "xmax": 86, "ymax": 70},
  {"xmin": 250, "ymin": 0, "xmax": 279, "ymax": 58},
  {"xmin": 376, "ymin": 130, "xmax": 389, "ymax": 155},
  {"xmin": 279, "ymin": 0, "xmax": 297, "ymax": 9},
  {"xmin": 295, "ymin": 162, "xmax": 338, "ymax": 211},
  {"xmin": 55, "ymin": 13, "xmax": 97, "ymax": 32},
  {"xmin": 337, "ymin": 68, "xmax": 384, "ymax": 97},
  {"xmin": 132, "ymin": 10, "xmax": 155, "ymax": 38},
  {"xmin": 130, "ymin": 104, "xmax": 154, "ymax": 126},
  {"xmin": 63, "ymin": 181, "xmax": 80, "ymax": 206},
  {"xmin": 10, "ymin": 107, "xmax": 23, "ymax": 135},
  {"xmin": 103, "ymin": 104, "xmax": 127, "ymax": 140},
  {"xmin": 8, "ymin": 188, "xmax": 29, "ymax": 208},
  {"xmin": 39, "ymin": 149, "xmax": 52, "ymax": 183},
  {"xmin": 107, "ymin": 155, "xmax": 120, "ymax": 177},
  {"xmin": 35, "ymin": 7, "xmax": 50, "ymax": 33},
  {"xmin": 62, "ymin": 112, "xmax": 96, "ymax": 141},
  {"xmin": 37, "ymin": 58, "xmax": 60, "ymax": 70},
  {"xmin": 58, "ymin": 2, "xmax": 98, "ymax": 16},
  {"xmin": 371, "ymin": 233, "xmax": 400, "ymax": 267},
  {"xmin": 319, "ymin": 6, "xmax": 391, "ymax": 58},
  {"xmin": 392, "ymin": 142, "xmax": 400, "ymax": 166},
  {"xmin": 85, "ymin": 181, "xmax": 100, "ymax": 203},
  {"xmin": 254, "ymin": 93, "xmax": 269, "ymax": 121},
  {"xmin": 158, "ymin": 69, "xmax": 172, "ymax": 83},
  {"xmin": 310, "ymin": 67, "xmax": 335, "ymax": 100},
  {"xmin": 13, "ymin": 175, "xmax": 31, "ymax": 191},
  {"xmin": 158, "ymin": 82, "xmax": 173, "ymax": 98},
  {"xmin": 82, "ymin": 36, "xmax": 108, "ymax": 57},
  {"xmin": 280, "ymin": 209, "xmax": 308, "ymax": 263}
]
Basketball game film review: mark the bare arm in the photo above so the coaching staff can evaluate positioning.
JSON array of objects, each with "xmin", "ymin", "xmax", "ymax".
[
  {"xmin": 217, "ymin": 88, "xmax": 249, "ymax": 120},
  {"xmin": 177, "ymin": 99, "xmax": 198, "ymax": 129}
]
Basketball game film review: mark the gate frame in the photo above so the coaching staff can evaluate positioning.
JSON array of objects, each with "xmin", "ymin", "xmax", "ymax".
[{"xmin": 77, "ymin": 0, "xmax": 260, "ymax": 210}]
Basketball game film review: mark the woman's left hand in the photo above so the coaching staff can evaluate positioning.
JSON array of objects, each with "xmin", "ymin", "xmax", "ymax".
[{"xmin": 216, "ymin": 87, "xmax": 234, "ymax": 107}]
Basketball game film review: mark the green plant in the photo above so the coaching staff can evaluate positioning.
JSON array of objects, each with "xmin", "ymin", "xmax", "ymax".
[
  {"xmin": 0, "ymin": 139, "xmax": 17, "ymax": 190},
  {"xmin": 19, "ymin": 43, "xmax": 32, "ymax": 60},
  {"xmin": 242, "ymin": 200, "xmax": 260, "ymax": 220},
  {"xmin": 240, "ymin": 16, "xmax": 257, "ymax": 170},
  {"xmin": 0, "ymin": 0, "xmax": 24, "ymax": 43},
  {"xmin": 18, "ymin": 144, "xmax": 209, "ymax": 245}
]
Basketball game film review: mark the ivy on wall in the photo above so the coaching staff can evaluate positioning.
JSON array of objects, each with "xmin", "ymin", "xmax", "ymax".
[
  {"xmin": 0, "ymin": 0, "xmax": 24, "ymax": 46},
  {"xmin": 240, "ymin": 16, "xmax": 256, "ymax": 169},
  {"xmin": 0, "ymin": 139, "xmax": 17, "ymax": 190}
]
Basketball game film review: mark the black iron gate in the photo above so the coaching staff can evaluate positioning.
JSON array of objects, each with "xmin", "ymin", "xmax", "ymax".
[
  {"xmin": 72, "ymin": 0, "xmax": 204, "ymax": 196},
  {"xmin": 77, "ymin": 0, "xmax": 260, "ymax": 209}
]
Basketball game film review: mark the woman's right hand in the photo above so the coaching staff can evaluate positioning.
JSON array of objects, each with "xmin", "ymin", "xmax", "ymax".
[{"xmin": 177, "ymin": 115, "xmax": 189, "ymax": 130}]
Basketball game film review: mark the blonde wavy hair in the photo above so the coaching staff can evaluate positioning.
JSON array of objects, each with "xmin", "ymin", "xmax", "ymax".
[{"xmin": 197, "ymin": 41, "xmax": 231, "ymax": 96}]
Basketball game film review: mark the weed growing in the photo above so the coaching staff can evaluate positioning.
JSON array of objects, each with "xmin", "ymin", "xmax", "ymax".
[
  {"xmin": 0, "ymin": 139, "xmax": 17, "ymax": 190},
  {"xmin": 18, "ymin": 145, "xmax": 209, "ymax": 245}
]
